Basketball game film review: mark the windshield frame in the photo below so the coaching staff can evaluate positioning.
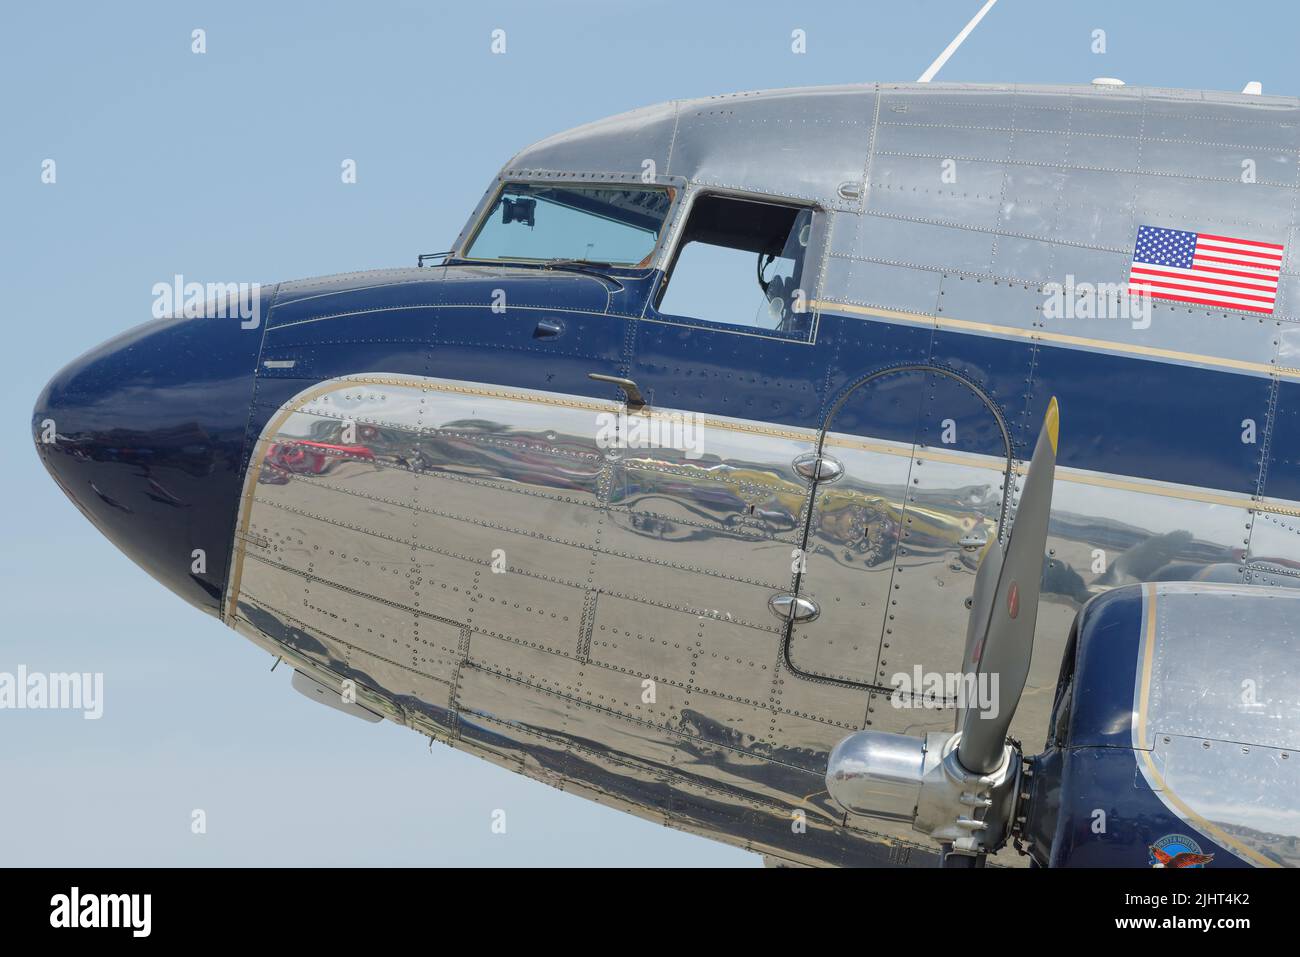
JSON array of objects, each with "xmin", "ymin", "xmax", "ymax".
[{"xmin": 453, "ymin": 178, "xmax": 679, "ymax": 270}]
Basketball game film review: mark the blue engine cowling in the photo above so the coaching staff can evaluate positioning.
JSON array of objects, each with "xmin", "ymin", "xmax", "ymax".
[{"xmin": 1019, "ymin": 582, "xmax": 1300, "ymax": 868}]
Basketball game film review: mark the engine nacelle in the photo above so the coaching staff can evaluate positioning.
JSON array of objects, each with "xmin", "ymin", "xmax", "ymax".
[{"xmin": 1018, "ymin": 582, "xmax": 1300, "ymax": 868}]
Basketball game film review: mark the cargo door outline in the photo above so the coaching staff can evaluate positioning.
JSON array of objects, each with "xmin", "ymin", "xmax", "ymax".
[{"xmin": 783, "ymin": 363, "xmax": 1015, "ymax": 692}]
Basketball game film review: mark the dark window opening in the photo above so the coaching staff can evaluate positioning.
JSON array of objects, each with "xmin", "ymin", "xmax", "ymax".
[{"xmin": 656, "ymin": 194, "xmax": 815, "ymax": 334}]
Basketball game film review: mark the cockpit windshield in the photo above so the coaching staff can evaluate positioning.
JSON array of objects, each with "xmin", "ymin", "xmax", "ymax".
[{"xmin": 463, "ymin": 182, "xmax": 672, "ymax": 267}]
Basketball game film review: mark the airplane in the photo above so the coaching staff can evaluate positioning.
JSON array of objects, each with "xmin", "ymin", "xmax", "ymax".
[{"xmin": 31, "ymin": 71, "xmax": 1300, "ymax": 868}]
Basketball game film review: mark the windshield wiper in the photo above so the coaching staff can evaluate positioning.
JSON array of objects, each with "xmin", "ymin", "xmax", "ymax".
[{"xmin": 542, "ymin": 259, "xmax": 625, "ymax": 291}]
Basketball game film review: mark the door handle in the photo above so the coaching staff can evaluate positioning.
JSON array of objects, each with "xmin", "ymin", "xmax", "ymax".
[
  {"xmin": 768, "ymin": 594, "xmax": 820, "ymax": 623},
  {"xmin": 588, "ymin": 373, "xmax": 646, "ymax": 410}
]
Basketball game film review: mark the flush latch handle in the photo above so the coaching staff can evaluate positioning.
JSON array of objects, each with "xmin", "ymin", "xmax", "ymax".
[{"xmin": 588, "ymin": 373, "xmax": 646, "ymax": 411}]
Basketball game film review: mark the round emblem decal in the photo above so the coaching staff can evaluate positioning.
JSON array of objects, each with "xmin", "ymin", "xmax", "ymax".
[{"xmin": 1148, "ymin": 834, "xmax": 1214, "ymax": 868}]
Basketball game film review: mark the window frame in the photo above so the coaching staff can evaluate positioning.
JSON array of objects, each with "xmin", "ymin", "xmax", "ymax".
[
  {"xmin": 648, "ymin": 187, "xmax": 826, "ymax": 343},
  {"xmin": 454, "ymin": 178, "xmax": 679, "ymax": 271}
]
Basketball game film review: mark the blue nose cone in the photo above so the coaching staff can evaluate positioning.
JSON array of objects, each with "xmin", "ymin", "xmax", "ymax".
[{"xmin": 32, "ymin": 293, "xmax": 272, "ymax": 616}]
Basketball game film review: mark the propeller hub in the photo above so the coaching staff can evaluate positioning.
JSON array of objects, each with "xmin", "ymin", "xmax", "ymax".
[
  {"xmin": 826, "ymin": 731, "xmax": 927, "ymax": 821},
  {"xmin": 827, "ymin": 730, "xmax": 1022, "ymax": 858}
]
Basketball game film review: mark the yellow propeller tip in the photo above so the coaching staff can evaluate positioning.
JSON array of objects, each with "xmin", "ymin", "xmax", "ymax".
[{"xmin": 1045, "ymin": 397, "xmax": 1060, "ymax": 454}]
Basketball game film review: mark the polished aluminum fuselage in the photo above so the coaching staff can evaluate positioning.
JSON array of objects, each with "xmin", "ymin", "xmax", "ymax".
[{"xmin": 217, "ymin": 82, "xmax": 1300, "ymax": 866}]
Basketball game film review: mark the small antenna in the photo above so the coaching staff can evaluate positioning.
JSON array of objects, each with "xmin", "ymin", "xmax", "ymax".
[{"xmin": 917, "ymin": 0, "xmax": 999, "ymax": 83}]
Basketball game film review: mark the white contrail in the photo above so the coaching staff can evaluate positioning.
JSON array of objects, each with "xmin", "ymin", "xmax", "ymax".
[{"xmin": 917, "ymin": 0, "xmax": 999, "ymax": 83}]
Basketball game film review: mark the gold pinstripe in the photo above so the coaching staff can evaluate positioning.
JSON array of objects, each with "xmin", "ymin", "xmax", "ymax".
[
  {"xmin": 1135, "ymin": 585, "xmax": 1280, "ymax": 868},
  {"xmin": 810, "ymin": 299, "xmax": 1300, "ymax": 380}
]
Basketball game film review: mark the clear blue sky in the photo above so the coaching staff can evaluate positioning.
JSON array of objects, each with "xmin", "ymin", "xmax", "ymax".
[{"xmin": 2, "ymin": 0, "xmax": 1294, "ymax": 866}]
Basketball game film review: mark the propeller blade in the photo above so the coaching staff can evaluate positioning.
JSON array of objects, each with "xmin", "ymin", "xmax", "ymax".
[
  {"xmin": 958, "ymin": 535, "xmax": 1004, "ymax": 685},
  {"xmin": 956, "ymin": 398, "xmax": 1059, "ymax": 774}
]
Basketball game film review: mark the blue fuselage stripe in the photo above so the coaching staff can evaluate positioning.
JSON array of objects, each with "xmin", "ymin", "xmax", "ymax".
[{"xmin": 247, "ymin": 275, "xmax": 1292, "ymax": 504}]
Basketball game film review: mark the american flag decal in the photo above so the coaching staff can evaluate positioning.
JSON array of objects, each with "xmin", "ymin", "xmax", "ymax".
[{"xmin": 1127, "ymin": 225, "xmax": 1284, "ymax": 315}]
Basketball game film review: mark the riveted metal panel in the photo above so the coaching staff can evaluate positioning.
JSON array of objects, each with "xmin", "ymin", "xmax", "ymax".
[
  {"xmin": 1043, "ymin": 247, "xmax": 1134, "ymax": 292},
  {"xmin": 1058, "ymin": 166, "xmax": 1143, "ymax": 212},
  {"xmin": 454, "ymin": 662, "xmax": 575, "ymax": 762},
  {"xmin": 856, "ymin": 215, "xmax": 997, "ymax": 273},
  {"xmin": 589, "ymin": 595, "xmax": 774, "ymax": 700},
  {"xmin": 788, "ymin": 437, "xmax": 914, "ymax": 685},
  {"xmin": 467, "ymin": 630, "xmax": 581, "ymax": 690},
  {"xmin": 876, "ymin": 89, "xmax": 1012, "ymax": 127},
  {"xmin": 937, "ymin": 274, "xmax": 1042, "ymax": 330},
  {"xmin": 1157, "ymin": 734, "xmax": 1300, "ymax": 868},
  {"xmin": 869, "ymin": 153, "xmax": 1006, "ymax": 230},
  {"xmin": 1053, "ymin": 131, "xmax": 1145, "ymax": 171},
  {"xmin": 1142, "ymin": 97, "xmax": 1300, "ymax": 148},
  {"xmin": 771, "ymin": 662, "xmax": 870, "ymax": 730},
  {"xmin": 820, "ymin": 255, "xmax": 945, "ymax": 315},
  {"xmin": 1001, "ymin": 128, "xmax": 1063, "ymax": 168},
  {"xmin": 506, "ymin": 100, "xmax": 680, "ymax": 180},
  {"xmin": 687, "ymin": 614, "xmax": 782, "ymax": 704},
  {"xmin": 1244, "ymin": 508, "xmax": 1300, "ymax": 586},
  {"xmin": 1135, "ymin": 174, "xmax": 1295, "ymax": 239},
  {"xmin": 1143, "ymin": 138, "xmax": 1297, "ymax": 187},
  {"xmin": 864, "ymin": 689, "xmax": 956, "ymax": 737},
  {"xmin": 589, "ymin": 551, "xmax": 778, "ymax": 631},
  {"xmin": 996, "ymin": 165, "xmax": 1070, "ymax": 238},
  {"xmin": 879, "ymin": 450, "xmax": 1006, "ymax": 685},
  {"xmin": 560, "ymin": 696, "xmax": 683, "ymax": 775},
  {"xmin": 470, "ymin": 575, "xmax": 585, "ymax": 649},
  {"xmin": 225, "ymin": 369, "xmax": 970, "ymax": 864},
  {"xmin": 1038, "ymin": 291, "xmax": 1282, "ymax": 370},
  {"xmin": 763, "ymin": 708, "xmax": 863, "ymax": 774},
  {"xmin": 1129, "ymin": 583, "xmax": 1300, "ymax": 865},
  {"xmin": 668, "ymin": 86, "xmax": 877, "ymax": 210},
  {"xmin": 569, "ymin": 643, "xmax": 690, "ymax": 726},
  {"xmin": 874, "ymin": 122, "xmax": 1011, "ymax": 165},
  {"xmin": 1049, "ymin": 470, "xmax": 1254, "ymax": 594}
]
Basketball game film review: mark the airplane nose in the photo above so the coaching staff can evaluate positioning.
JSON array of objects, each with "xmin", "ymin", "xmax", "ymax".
[{"xmin": 32, "ymin": 297, "xmax": 270, "ymax": 616}]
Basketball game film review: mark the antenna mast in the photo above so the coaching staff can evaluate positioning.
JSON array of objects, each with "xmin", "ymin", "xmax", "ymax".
[{"xmin": 917, "ymin": 0, "xmax": 999, "ymax": 83}]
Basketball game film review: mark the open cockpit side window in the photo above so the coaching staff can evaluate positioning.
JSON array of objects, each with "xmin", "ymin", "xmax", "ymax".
[
  {"xmin": 462, "ymin": 182, "xmax": 673, "ymax": 268},
  {"xmin": 655, "ymin": 193, "xmax": 816, "ymax": 335}
]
